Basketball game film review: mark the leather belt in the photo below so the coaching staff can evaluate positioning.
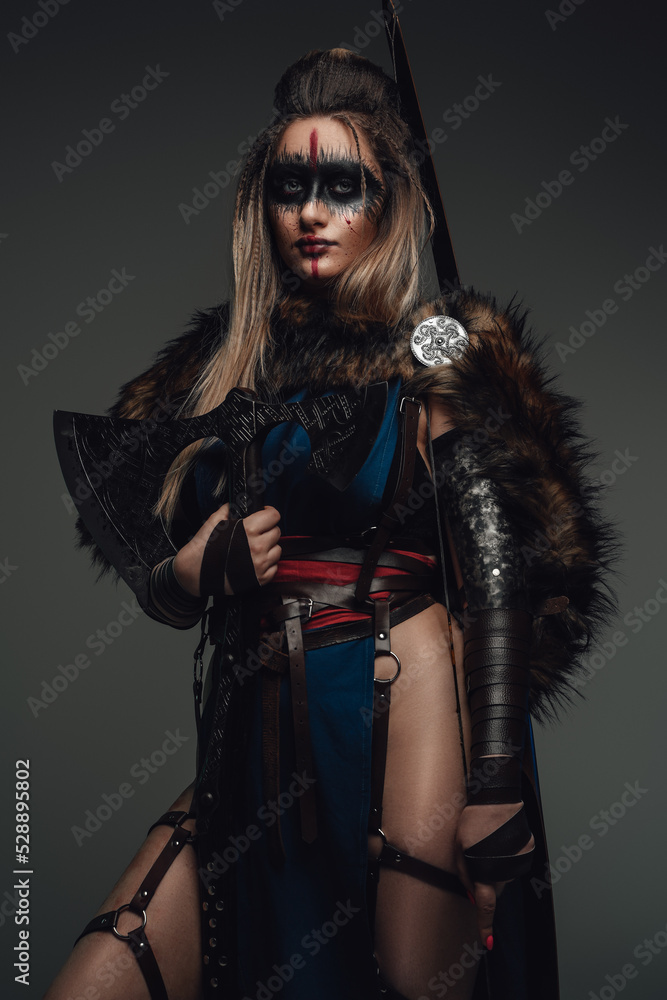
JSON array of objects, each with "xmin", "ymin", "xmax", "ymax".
[{"xmin": 259, "ymin": 563, "xmax": 436, "ymax": 862}]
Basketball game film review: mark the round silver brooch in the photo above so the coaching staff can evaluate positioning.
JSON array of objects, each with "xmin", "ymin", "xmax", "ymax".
[{"xmin": 410, "ymin": 315, "xmax": 469, "ymax": 367}]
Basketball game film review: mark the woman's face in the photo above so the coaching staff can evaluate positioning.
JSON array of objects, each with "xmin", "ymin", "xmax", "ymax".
[{"xmin": 267, "ymin": 115, "xmax": 385, "ymax": 291}]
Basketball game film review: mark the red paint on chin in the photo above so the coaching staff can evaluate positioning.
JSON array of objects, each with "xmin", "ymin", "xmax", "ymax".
[
  {"xmin": 311, "ymin": 256, "xmax": 318, "ymax": 277},
  {"xmin": 309, "ymin": 129, "xmax": 318, "ymax": 172}
]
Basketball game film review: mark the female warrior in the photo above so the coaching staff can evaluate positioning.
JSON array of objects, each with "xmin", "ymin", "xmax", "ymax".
[{"xmin": 47, "ymin": 46, "xmax": 614, "ymax": 1000}]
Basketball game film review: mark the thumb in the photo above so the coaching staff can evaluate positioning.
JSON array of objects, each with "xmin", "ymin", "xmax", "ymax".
[{"xmin": 472, "ymin": 881, "xmax": 496, "ymax": 951}]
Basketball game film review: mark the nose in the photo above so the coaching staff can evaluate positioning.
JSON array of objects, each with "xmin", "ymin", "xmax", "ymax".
[{"xmin": 298, "ymin": 195, "xmax": 330, "ymax": 229}]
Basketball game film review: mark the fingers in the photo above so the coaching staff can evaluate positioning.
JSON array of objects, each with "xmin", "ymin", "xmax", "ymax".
[
  {"xmin": 243, "ymin": 506, "xmax": 281, "ymax": 534},
  {"xmin": 200, "ymin": 505, "xmax": 281, "ymax": 593},
  {"xmin": 471, "ymin": 881, "xmax": 497, "ymax": 951},
  {"xmin": 243, "ymin": 508, "xmax": 281, "ymax": 585}
]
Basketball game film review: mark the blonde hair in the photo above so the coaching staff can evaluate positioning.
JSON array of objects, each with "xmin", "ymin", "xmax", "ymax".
[{"xmin": 158, "ymin": 48, "xmax": 434, "ymax": 520}]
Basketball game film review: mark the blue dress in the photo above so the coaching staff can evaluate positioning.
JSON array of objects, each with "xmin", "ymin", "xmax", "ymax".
[{"xmin": 195, "ymin": 380, "xmax": 402, "ymax": 998}]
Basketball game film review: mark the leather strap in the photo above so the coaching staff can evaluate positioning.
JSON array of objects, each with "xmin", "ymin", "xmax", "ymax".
[
  {"xmin": 283, "ymin": 599, "xmax": 318, "ymax": 844},
  {"xmin": 464, "ymin": 806, "xmax": 535, "ymax": 882},
  {"xmin": 355, "ymin": 398, "xmax": 422, "ymax": 603},
  {"xmin": 199, "ymin": 517, "xmax": 259, "ymax": 596},
  {"xmin": 74, "ymin": 811, "xmax": 195, "ymax": 1000},
  {"xmin": 148, "ymin": 557, "xmax": 207, "ymax": 628},
  {"xmin": 263, "ymin": 574, "xmax": 435, "ymax": 616},
  {"xmin": 376, "ymin": 842, "xmax": 468, "ymax": 898},
  {"xmin": 303, "ymin": 594, "xmax": 434, "ymax": 649},
  {"xmin": 261, "ymin": 632, "xmax": 288, "ymax": 866}
]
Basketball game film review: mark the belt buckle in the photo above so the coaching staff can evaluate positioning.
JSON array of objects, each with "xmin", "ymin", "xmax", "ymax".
[
  {"xmin": 361, "ymin": 525, "xmax": 377, "ymax": 545},
  {"xmin": 301, "ymin": 597, "xmax": 313, "ymax": 621},
  {"xmin": 399, "ymin": 395, "xmax": 422, "ymax": 415}
]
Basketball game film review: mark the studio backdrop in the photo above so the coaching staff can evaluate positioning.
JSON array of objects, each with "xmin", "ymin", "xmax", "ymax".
[{"xmin": 1, "ymin": 1, "xmax": 665, "ymax": 997}]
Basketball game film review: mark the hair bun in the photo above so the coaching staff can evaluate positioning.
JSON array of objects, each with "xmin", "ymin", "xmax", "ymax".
[{"xmin": 272, "ymin": 48, "xmax": 401, "ymax": 120}]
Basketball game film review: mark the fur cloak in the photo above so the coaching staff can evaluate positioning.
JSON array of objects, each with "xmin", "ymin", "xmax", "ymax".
[{"xmin": 73, "ymin": 286, "xmax": 618, "ymax": 722}]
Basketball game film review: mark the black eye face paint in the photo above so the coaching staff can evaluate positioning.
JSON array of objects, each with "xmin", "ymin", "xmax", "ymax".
[{"xmin": 267, "ymin": 149, "xmax": 385, "ymax": 219}]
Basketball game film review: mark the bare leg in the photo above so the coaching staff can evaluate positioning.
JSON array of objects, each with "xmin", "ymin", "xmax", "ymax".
[
  {"xmin": 369, "ymin": 604, "xmax": 481, "ymax": 1000},
  {"xmin": 44, "ymin": 783, "xmax": 202, "ymax": 1000}
]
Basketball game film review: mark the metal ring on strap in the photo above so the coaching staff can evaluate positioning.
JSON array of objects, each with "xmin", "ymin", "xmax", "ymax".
[
  {"xmin": 112, "ymin": 903, "xmax": 148, "ymax": 940},
  {"xmin": 374, "ymin": 650, "xmax": 401, "ymax": 684}
]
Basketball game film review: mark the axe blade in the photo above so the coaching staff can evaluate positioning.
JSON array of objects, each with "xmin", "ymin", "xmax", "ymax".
[{"xmin": 54, "ymin": 383, "xmax": 389, "ymax": 607}]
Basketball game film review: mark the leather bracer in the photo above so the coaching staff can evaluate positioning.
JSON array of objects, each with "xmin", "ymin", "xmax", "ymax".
[
  {"xmin": 433, "ymin": 430, "xmax": 534, "ymax": 881},
  {"xmin": 147, "ymin": 557, "xmax": 208, "ymax": 629}
]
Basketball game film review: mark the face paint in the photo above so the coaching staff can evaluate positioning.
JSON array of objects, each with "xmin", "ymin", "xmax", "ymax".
[{"xmin": 267, "ymin": 150, "xmax": 385, "ymax": 220}]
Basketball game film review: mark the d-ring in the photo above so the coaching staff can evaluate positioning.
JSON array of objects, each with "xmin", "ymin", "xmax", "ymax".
[
  {"xmin": 374, "ymin": 650, "xmax": 401, "ymax": 684},
  {"xmin": 112, "ymin": 903, "xmax": 148, "ymax": 940}
]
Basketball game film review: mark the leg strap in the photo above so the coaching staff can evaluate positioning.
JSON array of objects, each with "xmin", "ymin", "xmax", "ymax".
[
  {"xmin": 73, "ymin": 810, "xmax": 196, "ymax": 1000},
  {"xmin": 367, "ymin": 600, "xmax": 468, "ymax": 929},
  {"xmin": 375, "ymin": 839, "xmax": 468, "ymax": 898}
]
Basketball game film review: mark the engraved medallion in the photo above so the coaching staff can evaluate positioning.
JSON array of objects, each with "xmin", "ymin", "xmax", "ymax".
[{"xmin": 410, "ymin": 315, "xmax": 469, "ymax": 367}]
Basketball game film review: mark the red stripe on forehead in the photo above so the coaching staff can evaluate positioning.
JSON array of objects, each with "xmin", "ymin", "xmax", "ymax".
[{"xmin": 309, "ymin": 129, "xmax": 318, "ymax": 172}]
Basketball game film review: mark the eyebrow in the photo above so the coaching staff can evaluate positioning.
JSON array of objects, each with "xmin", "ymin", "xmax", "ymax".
[{"xmin": 270, "ymin": 148, "xmax": 383, "ymax": 184}]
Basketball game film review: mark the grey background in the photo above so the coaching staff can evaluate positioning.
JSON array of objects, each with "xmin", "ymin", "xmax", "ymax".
[{"xmin": 1, "ymin": 0, "xmax": 665, "ymax": 996}]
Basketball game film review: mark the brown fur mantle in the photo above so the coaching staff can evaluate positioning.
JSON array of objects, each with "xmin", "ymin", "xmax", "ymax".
[{"xmin": 71, "ymin": 287, "xmax": 618, "ymax": 719}]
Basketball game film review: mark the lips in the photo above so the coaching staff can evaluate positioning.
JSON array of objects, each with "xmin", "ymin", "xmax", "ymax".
[{"xmin": 295, "ymin": 237, "xmax": 335, "ymax": 247}]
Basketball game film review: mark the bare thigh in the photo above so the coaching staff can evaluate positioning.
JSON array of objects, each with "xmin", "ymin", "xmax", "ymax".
[
  {"xmin": 369, "ymin": 603, "xmax": 481, "ymax": 1000},
  {"xmin": 44, "ymin": 782, "xmax": 202, "ymax": 1000}
]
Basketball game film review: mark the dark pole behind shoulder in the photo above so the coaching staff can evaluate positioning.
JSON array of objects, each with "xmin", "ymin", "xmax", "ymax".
[{"xmin": 382, "ymin": 0, "xmax": 461, "ymax": 293}]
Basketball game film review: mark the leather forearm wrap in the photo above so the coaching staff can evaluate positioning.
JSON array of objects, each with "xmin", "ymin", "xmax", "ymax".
[
  {"xmin": 432, "ymin": 432, "xmax": 533, "ymax": 804},
  {"xmin": 148, "ymin": 557, "xmax": 207, "ymax": 629},
  {"xmin": 465, "ymin": 608, "xmax": 532, "ymax": 805}
]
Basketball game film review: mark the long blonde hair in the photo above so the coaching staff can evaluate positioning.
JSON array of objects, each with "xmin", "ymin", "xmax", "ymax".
[{"xmin": 158, "ymin": 47, "xmax": 435, "ymax": 520}]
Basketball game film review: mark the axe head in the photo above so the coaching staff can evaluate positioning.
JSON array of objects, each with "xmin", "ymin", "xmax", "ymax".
[{"xmin": 54, "ymin": 383, "xmax": 388, "ymax": 607}]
